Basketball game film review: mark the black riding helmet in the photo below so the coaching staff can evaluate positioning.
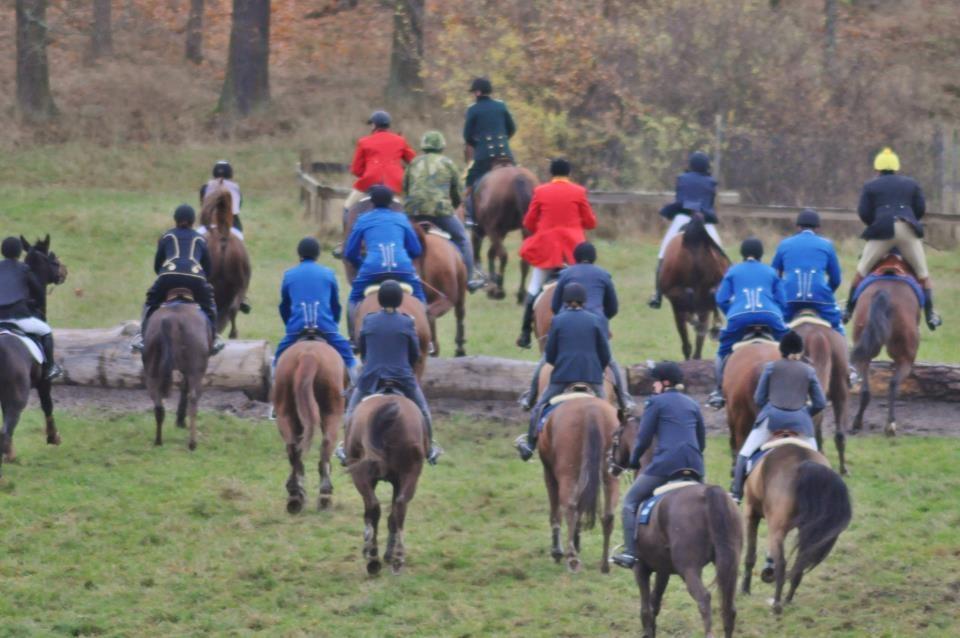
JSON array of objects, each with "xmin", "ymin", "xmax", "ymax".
[
  {"xmin": 174, "ymin": 204, "xmax": 196, "ymax": 226},
  {"xmin": 550, "ymin": 158, "xmax": 571, "ymax": 176},
  {"xmin": 378, "ymin": 280, "xmax": 404, "ymax": 309},
  {"xmin": 740, "ymin": 237, "xmax": 764, "ymax": 260},
  {"xmin": 779, "ymin": 330, "xmax": 804, "ymax": 357},
  {"xmin": 1, "ymin": 236, "xmax": 22, "ymax": 259},
  {"xmin": 796, "ymin": 208, "xmax": 821, "ymax": 229},
  {"xmin": 369, "ymin": 185, "xmax": 394, "ymax": 208},
  {"xmin": 367, "ymin": 110, "xmax": 391, "ymax": 127},
  {"xmin": 650, "ymin": 361, "xmax": 683, "ymax": 386},
  {"xmin": 573, "ymin": 242, "xmax": 596, "ymax": 264},
  {"xmin": 297, "ymin": 237, "xmax": 321, "ymax": 261},
  {"xmin": 562, "ymin": 282, "xmax": 587, "ymax": 305},
  {"xmin": 213, "ymin": 160, "xmax": 233, "ymax": 179},
  {"xmin": 688, "ymin": 151, "xmax": 711, "ymax": 174},
  {"xmin": 470, "ymin": 77, "xmax": 493, "ymax": 94}
]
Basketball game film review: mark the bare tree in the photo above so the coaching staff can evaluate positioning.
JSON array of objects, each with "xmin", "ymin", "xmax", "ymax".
[
  {"xmin": 218, "ymin": 0, "xmax": 271, "ymax": 115},
  {"xmin": 186, "ymin": 0, "xmax": 204, "ymax": 64},
  {"xmin": 16, "ymin": 0, "xmax": 57, "ymax": 120},
  {"xmin": 90, "ymin": 0, "xmax": 112, "ymax": 59},
  {"xmin": 824, "ymin": 0, "xmax": 838, "ymax": 79},
  {"xmin": 385, "ymin": 0, "xmax": 424, "ymax": 102}
]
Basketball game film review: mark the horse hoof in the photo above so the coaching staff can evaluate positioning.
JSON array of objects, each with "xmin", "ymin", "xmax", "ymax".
[
  {"xmin": 366, "ymin": 559, "xmax": 382, "ymax": 576},
  {"xmin": 885, "ymin": 422, "xmax": 897, "ymax": 437},
  {"xmin": 391, "ymin": 560, "xmax": 404, "ymax": 575},
  {"xmin": 489, "ymin": 289, "xmax": 505, "ymax": 300},
  {"xmin": 176, "ymin": 421, "xmax": 186, "ymax": 429},
  {"xmin": 566, "ymin": 557, "xmax": 581, "ymax": 573},
  {"xmin": 454, "ymin": 349, "xmax": 466, "ymax": 358},
  {"xmin": 551, "ymin": 549, "xmax": 563, "ymax": 563},
  {"xmin": 47, "ymin": 433, "xmax": 61, "ymax": 446},
  {"xmin": 188, "ymin": 440, "xmax": 197, "ymax": 451},
  {"xmin": 600, "ymin": 561, "xmax": 610, "ymax": 574},
  {"xmin": 286, "ymin": 497, "xmax": 304, "ymax": 515},
  {"xmin": 770, "ymin": 599, "xmax": 783, "ymax": 615},
  {"xmin": 761, "ymin": 567, "xmax": 775, "ymax": 583},
  {"xmin": 317, "ymin": 495, "xmax": 332, "ymax": 511},
  {"xmin": 154, "ymin": 439, "xmax": 163, "ymax": 447}
]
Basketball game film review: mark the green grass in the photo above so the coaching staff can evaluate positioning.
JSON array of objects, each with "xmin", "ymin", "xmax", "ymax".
[{"xmin": 1, "ymin": 411, "xmax": 958, "ymax": 637}]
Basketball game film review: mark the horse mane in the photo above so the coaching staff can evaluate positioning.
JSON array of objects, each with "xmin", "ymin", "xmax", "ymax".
[
  {"xmin": 200, "ymin": 179, "xmax": 234, "ymax": 238},
  {"xmin": 681, "ymin": 214, "xmax": 710, "ymax": 249}
]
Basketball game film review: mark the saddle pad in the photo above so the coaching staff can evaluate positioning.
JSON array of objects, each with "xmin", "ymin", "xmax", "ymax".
[
  {"xmin": 0, "ymin": 330, "xmax": 43, "ymax": 364},
  {"xmin": 548, "ymin": 391, "xmax": 596, "ymax": 406},
  {"xmin": 534, "ymin": 281, "xmax": 558, "ymax": 307},
  {"xmin": 652, "ymin": 480, "xmax": 700, "ymax": 497},
  {"xmin": 363, "ymin": 282, "xmax": 414, "ymax": 298},
  {"xmin": 636, "ymin": 493, "xmax": 665, "ymax": 525},
  {"xmin": 732, "ymin": 337, "xmax": 777, "ymax": 352},
  {"xmin": 853, "ymin": 274, "xmax": 924, "ymax": 307},
  {"xmin": 788, "ymin": 314, "xmax": 832, "ymax": 329},
  {"xmin": 760, "ymin": 437, "xmax": 817, "ymax": 452},
  {"xmin": 426, "ymin": 227, "xmax": 452, "ymax": 240}
]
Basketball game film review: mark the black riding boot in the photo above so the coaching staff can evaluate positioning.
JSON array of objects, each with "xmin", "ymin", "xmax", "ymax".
[
  {"xmin": 520, "ymin": 356, "xmax": 546, "ymax": 410},
  {"xmin": 730, "ymin": 455, "xmax": 748, "ymax": 503},
  {"xmin": 516, "ymin": 406, "xmax": 540, "ymax": 461},
  {"xmin": 923, "ymin": 289, "xmax": 942, "ymax": 331},
  {"xmin": 516, "ymin": 294, "xmax": 536, "ymax": 349},
  {"xmin": 40, "ymin": 333, "xmax": 63, "ymax": 381},
  {"xmin": 463, "ymin": 186, "xmax": 476, "ymax": 226},
  {"xmin": 706, "ymin": 355, "xmax": 727, "ymax": 409},
  {"xmin": 131, "ymin": 305, "xmax": 153, "ymax": 353},
  {"xmin": 647, "ymin": 259, "xmax": 663, "ymax": 309},
  {"xmin": 842, "ymin": 273, "xmax": 864, "ymax": 324}
]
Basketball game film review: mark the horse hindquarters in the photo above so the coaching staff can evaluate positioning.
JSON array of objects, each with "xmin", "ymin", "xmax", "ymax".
[{"xmin": 704, "ymin": 487, "xmax": 741, "ymax": 637}]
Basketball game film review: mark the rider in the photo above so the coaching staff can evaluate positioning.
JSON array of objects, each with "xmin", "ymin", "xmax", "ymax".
[
  {"xmin": 611, "ymin": 361, "xmax": 705, "ymax": 569},
  {"xmin": 516, "ymin": 159, "xmax": 597, "ymax": 349},
  {"xmin": 335, "ymin": 280, "xmax": 441, "ymax": 466},
  {"xmin": 274, "ymin": 238, "xmax": 358, "ymax": 381},
  {"xmin": 844, "ymin": 147, "xmax": 941, "ymax": 330},
  {"xmin": 520, "ymin": 242, "xmax": 635, "ymax": 413},
  {"xmin": 707, "ymin": 238, "xmax": 788, "ymax": 409},
  {"xmin": 402, "ymin": 130, "xmax": 485, "ymax": 292},
  {"xmin": 199, "ymin": 160, "xmax": 244, "ymax": 238},
  {"xmin": 131, "ymin": 205, "xmax": 224, "ymax": 355},
  {"xmin": 462, "ymin": 77, "xmax": 517, "ymax": 224},
  {"xmin": 515, "ymin": 283, "xmax": 611, "ymax": 461},
  {"xmin": 771, "ymin": 208, "xmax": 844, "ymax": 334},
  {"xmin": 729, "ymin": 330, "xmax": 826, "ymax": 503},
  {"xmin": 0, "ymin": 237, "xmax": 63, "ymax": 380},
  {"xmin": 649, "ymin": 151, "xmax": 723, "ymax": 309},
  {"xmin": 342, "ymin": 110, "xmax": 416, "ymax": 218}
]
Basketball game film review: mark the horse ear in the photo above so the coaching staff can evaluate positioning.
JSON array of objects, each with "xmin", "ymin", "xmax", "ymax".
[
  {"xmin": 20, "ymin": 235, "xmax": 30, "ymax": 251},
  {"xmin": 43, "ymin": 234, "xmax": 50, "ymax": 248}
]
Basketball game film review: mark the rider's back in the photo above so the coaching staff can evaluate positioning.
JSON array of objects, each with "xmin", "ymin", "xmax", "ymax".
[
  {"xmin": 772, "ymin": 231, "xmax": 840, "ymax": 303},
  {"xmin": 358, "ymin": 311, "xmax": 419, "ymax": 387},
  {"xmin": 717, "ymin": 261, "xmax": 784, "ymax": 319},
  {"xmin": 0, "ymin": 259, "xmax": 34, "ymax": 315},
  {"xmin": 155, "ymin": 227, "xmax": 210, "ymax": 277},
  {"xmin": 281, "ymin": 261, "xmax": 340, "ymax": 332},
  {"xmin": 545, "ymin": 309, "xmax": 610, "ymax": 384},
  {"xmin": 858, "ymin": 173, "xmax": 925, "ymax": 238},
  {"xmin": 551, "ymin": 263, "xmax": 617, "ymax": 330},
  {"xmin": 347, "ymin": 210, "xmax": 421, "ymax": 272},
  {"xmin": 675, "ymin": 171, "xmax": 717, "ymax": 220}
]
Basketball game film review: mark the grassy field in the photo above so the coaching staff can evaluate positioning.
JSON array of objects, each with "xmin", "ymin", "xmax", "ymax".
[{"xmin": 0, "ymin": 410, "xmax": 958, "ymax": 637}]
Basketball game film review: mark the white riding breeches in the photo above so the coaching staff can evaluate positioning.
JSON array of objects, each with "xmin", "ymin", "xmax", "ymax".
[
  {"xmin": 527, "ymin": 267, "xmax": 548, "ymax": 297},
  {"xmin": 197, "ymin": 225, "xmax": 244, "ymax": 241},
  {"xmin": 657, "ymin": 214, "xmax": 723, "ymax": 259},
  {"xmin": 5, "ymin": 316, "xmax": 52, "ymax": 337},
  {"xmin": 738, "ymin": 421, "xmax": 817, "ymax": 459}
]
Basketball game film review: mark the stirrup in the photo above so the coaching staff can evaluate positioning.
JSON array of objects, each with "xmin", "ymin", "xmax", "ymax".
[
  {"xmin": 610, "ymin": 551, "xmax": 638, "ymax": 569},
  {"xmin": 130, "ymin": 334, "xmax": 145, "ymax": 353},
  {"xmin": 647, "ymin": 293, "xmax": 662, "ymax": 309},
  {"xmin": 518, "ymin": 391, "xmax": 533, "ymax": 411},
  {"xmin": 926, "ymin": 311, "xmax": 942, "ymax": 331},
  {"xmin": 45, "ymin": 363, "xmax": 63, "ymax": 381},
  {"xmin": 514, "ymin": 434, "xmax": 535, "ymax": 461},
  {"xmin": 334, "ymin": 442, "xmax": 347, "ymax": 467},
  {"xmin": 467, "ymin": 278, "xmax": 486, "ymax": 293},
  {"xmin": 210, "ymin": 336, "xmax": 226, "ymax": 355},
  {"xmin": 427, "ymin": 443, "xmax": 444, "ymax": 465},
  {"xmin": 706, "ymin": 391, "xmax": 725, "ymax": 410},
  {"xmin": 729, "ymin": 492, "xmax": 742, "ymax": 505},
  {"xmin": 516, "ymin": 332, "xmax": 532, "ymax": 349},
  {"xmin": 239, "ymin": 301, "xmax": 251, "ymax": 314},
  {"xmin": 332, "ymin": 243, "xmax": 344, "ymax": 259}
]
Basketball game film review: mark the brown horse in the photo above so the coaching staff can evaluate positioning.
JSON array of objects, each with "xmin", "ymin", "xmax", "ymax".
[
  {"xmin": 537, "ymin": 393, "xmax": 621, "ymax": 573},
  {"xmin": 345, "ymin": 394, "xmax": 428, "ymax": 575},
  {"xmin": 532, "ymin": 281, "xmax": 558, "ymax": 353},
  {"xmin": 272, "ymin": 339, "xmax": 346, "ymax": 514},
  {"xmin": 353, "ymin": 289, "xmax": 431, "ymax": 380},
  {"xmin": 201, "ymin": 182, "xmax": 251, "ymax": 338},
  {"xmin": 0, "ymin": 236, "xmax": 67, "ymax": 475},
  {"xmin": 722, "ymin": 340, "xmax": 780, "ymax": 459},
  {"xmin": 742, "ymin": 439, "xmax": 851, "ymax": 615},
  {"xmin": 850, "ymin": 256, "xmax": 920, "ymax": 436},
  {"xmin": 659, "ymin": 215, "xmax": 728, "ymax": 360},
  {"xmin": 792, "ymin": 315, "xmax": 849, "ymax": 474},
  {"xmin": 142, "ymin": 295, "xmax": 211, "ymax": 450},
  {"xmin": 469, "ymin": 164, "xmax": 538, "ymax": 302}
]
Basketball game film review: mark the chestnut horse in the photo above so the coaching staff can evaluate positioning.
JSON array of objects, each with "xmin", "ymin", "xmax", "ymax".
[
  {"xmin": 742, "ymin": 439, "xmax": 851, "ymax": 615},
  {"xmin": 537, "ymin": 392, "xmax": 621, "ymax": 573},
  {"xmin": 142, "ymin": 296, "xmax": 211, "ymax": 450},
  {"xmin": 352, "ymin": 289, "xmax": 431, "ymax": 381},
  {"xmin": 345, "ymin": 394, "xmax": 428, "ymax": 575},
  {"xmin": 722, "ymin": 340, "xmax": 780, "ymax": 460},
  {"xmin": 201, "ymin": 182, "xmax": 251, "ymax": 338},
  {"xmin": 469, "ymin": 164, "xmax": 538, "ymax": 302},
  {"xmin": 532, "ymin": 281, "xmax": 558, "ymax": 353},
  {"xmin": 659, "ymin": 215, "xmax": 728, "ymax": 360},
  {"xmin": 792, "ymin": 315, "xmax": 849, "ymax": 474},
  {"xmin": 849, "ymin": 256, "xmax": 920, "ymax": 437},
  {"xmin": 0, "ymin": 236, "xmax": 67, "ymax": 475},
  {"xmin": 272, "ymin": 339, "xmax": 346, "ymax": 514}
]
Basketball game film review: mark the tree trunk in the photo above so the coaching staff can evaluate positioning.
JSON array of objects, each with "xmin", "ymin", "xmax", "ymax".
[
  {"xmin": 16, "ymin": 0, "xmax": 57, "ymax": 121},
  {"xmin": 90, "ymin": 0, "xmax": 113, "ymax": 60},
  {"xmin": 218, "ymin": 0, "xmax": 271, "ymax": 116},
  {"xmin": 823, "ymin": 0, "xmax": 838, "ymax": 79},
  {"xmin": 185, "ymin": 0, "xmax": 204, "ymax": 64},
  {"xmin": 385, "ymin": 0, "xmax": 424, "ymax": 103}
]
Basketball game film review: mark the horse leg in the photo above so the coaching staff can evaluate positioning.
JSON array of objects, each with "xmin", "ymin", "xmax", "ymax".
[
  {"xmin": 229, "ymin": 310, "xmax": 238, "ymax": 339},
  {"xmin": 681, "ymin": 567, "xmax": 714, "ymax": 637},
  {"xmin": 186, "ymin": 377, "xmax": 200, "ymax": 451},
  {"xmin": 543, "ymin": 466, "xmax": 563, "ymax": 562},
  {"xmin": 563, "ymin": 492, "xmax": 581, "ymax": 573},
  {"xmin": 886, "ymin": 360, "xmax": 911, "ymax": 437},
  {"xmin": 813, "ymin": 413, "xmax": 824, "ymax": 452},
  {"xmin": 651, "ymin": 571, "xmax": 670, "ymax": 618},
  {"xmin": 2, "ymin": 402, "xmax": 25, "ymax": 466},
  {"xmin": 709, "ymin": 308, "xmax": 722, "ymax": 341},
  {"xmin": 517, "ymin": 258, "xmax": 529, "ymax": 305},
  {"xmin": 285, "ymin": 442, "xmax": 306, "ymax": 514},
  {"xmin": 851, "ymin": 363, "xmax": 870, "ymax": 433},
  {"xmin": 742, "ymin": 504, "xmax": 760, "ymax": 595},
  {"xmin": 454, "ymin": 296, "xmax": 466, "ymax": 357},
  {"xmin": 833, "ymin": 386, "xmax": 848, "ymax": 475},
  {"xmin": 636, "ymin": 565, "xmax": 655, "ymax": 638},
  {"xmin": 360, "ymin": 478, "xmax": 382, "ymax": 576},
  {"xmin": 599, "ymin": 473, "xmax": 617, "ymax": 574},
  {"xmin": 176, "ymin": 379, "xmax": 188, "ymax": 429},
  {"xmin": 428, "ymin": 315, "xmax": 439, "ymax": 358},
  {"xmin": 153, "ymin": 395, "xmax": 165, "ymax": 447},
  {"xmin": 765, "ymin": 526, "xmax": 788, "ymax": 615},
  {"xmin": 485, "ymin": 240, "xmax": 503, "ymax": 299},
  {"xmin": 496, "ymin": 240, "xmax": 509, "ymax": 302},
  {"xmin": 387, "ymin": 473, "xmax": 417, "ymax": 574},
  {"xmin": 317, "ymin": 409, "xmax": 340, "ymax": 511},
  {"xmin": 672, "ymin": 307, "xmax": 692, "ymax": 361},
  {"xmin": 693, "ymin": 310, "xmax": 709, "ymax": 360},
  {"xmin": 36, "ymin": 380, "xmax": 60, "ymax": 445}
]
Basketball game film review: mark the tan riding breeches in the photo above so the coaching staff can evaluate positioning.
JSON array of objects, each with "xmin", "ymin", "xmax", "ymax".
[
  {"xmin": 342, "ymin": 189, "xmax": 365, "ymax": 212},
  {"xmin": 856, "ymin": 220, "xmax": 929, "ymax": 279}
]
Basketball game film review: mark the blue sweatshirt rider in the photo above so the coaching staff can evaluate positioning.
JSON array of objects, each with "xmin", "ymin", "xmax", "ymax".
[
  {"xmin": 707, "ymin": 238, "xmax": 788, "ymax": 409},
  {"xmin": 274, "ymin": 238, "xmax": 357, "ymax": 381},
  {"xmin": 611, "ymin": 362, "xmax": 706, "ymax": 569},
  {"xmin": 770, "ymin": 208, "xmax": 843, "ymax": 334}
]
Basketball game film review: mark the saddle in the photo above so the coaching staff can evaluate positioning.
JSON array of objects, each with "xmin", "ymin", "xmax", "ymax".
[
  {"xmin": 548, "ymin": 382, "xmax": 598, "ymax": 405},
  {"xmin": 637, "ymin": 471, "xmax": 703, "ymax": 526},
  {"xmin": 871, "ymin": 253, "xmax": 916, "ymax": 279},
  {"xmin": 0, "ymin": 323, "xmax": 44, "ymax": 364},
  {"xmin": 416, "ymin": 220, "xmax": 452, "ymax": 241},
  {"xmin": 163, "ymin": 288, "xmax": 196, "ymax": 305},
  {"xmin": 745, "ymin": 433, "xmax": 817, "ymax": 475},
  {"xmin": 534, "ymin": 279, "xmax": 560, "ymax": 307},
  {"xmin": 363, "ymin": 282, "xmax": 414, "ymax": 298},
  {"xmin": 295, "ymin": 327, "xmax": 327, "ymax": 344},
  {"xmin": 787, "ymin": 310, "xmax": 832, "ymax": 330},
  {"xmin": 732, "ymin": 325, "xmax": 777, "ymax": 351},
  {"xmin": 361, "ymin": 379, "xmax": 405, "ymax": 402}
]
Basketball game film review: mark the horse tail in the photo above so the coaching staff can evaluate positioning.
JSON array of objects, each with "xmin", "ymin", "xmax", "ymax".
[
  {"xmin": 851, "ymin": 289, "xmax": 891, "ymax": 365},
  {"xmin": 790, "ymin": 461, "xmax": 852, "ymax": 578},
  {"xmin": 575, "ymin": 412, "xmax": 603, "ymax": 530},
  {"xmin": 681, "ymin": 213, "xmax": 709, "ymax": 248},
  {"xmin": 704, "ymin": 485, "xmax": 741, "ymax": 624},
  {"xmin": 512, "ymin": 173, "xmax": 533, "ymax": 218},
  {"xmin": 293, "ymin": 354, "xmax": 320, "ymax": 454},
  {"xmin": 350, "ymin": 401, "xmax": 401, "ymax": 477},
  {"xmin": 156, "ymin": 315, "xmax": 176, "ymax": 398}
]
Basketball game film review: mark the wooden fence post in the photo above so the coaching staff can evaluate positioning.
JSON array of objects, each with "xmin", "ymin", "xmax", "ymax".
[{"xmin": 713, "ymin": 113, "xmax": 725, "ymax": 184}]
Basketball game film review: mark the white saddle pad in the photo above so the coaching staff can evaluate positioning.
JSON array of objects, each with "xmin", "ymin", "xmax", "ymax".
[
  {"xmin": 653, "ymin": 480, "xmax": 700, "ymax": 497},
  {"xmin": 426, "ymin": 227, "xmax": 452, "ymax": 240},
  {"xmin": 197, "ymin": 225, "xmax": 244, "ymax": 240},
  {"xmin": 760, "ymin": 437, "xmax": 817, "ymax": 452},
  {"xmin": 0, "ymin": 330, "xmax": 44, "ymax": 364},
  {"xmin": 548, "ymin": 391, "xmax": 597, "ymax": 406},
  {"xmin": 363, "ymin": 282, "xmax": 414, "ymax": 298},
  {"xmin": 787, "ymin": 314, "xmax": 832, "ymax": 329}
]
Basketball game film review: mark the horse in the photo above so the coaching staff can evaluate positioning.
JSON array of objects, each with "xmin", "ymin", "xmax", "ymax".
[
  {"xmin": 345, "ymin": 393, "xmax": 428, "ymax": 575},
  {"xmin": 352, "ymin": 289, "xmax": 431, "ymax": 380},
  {"xmin": 537, "ymin": 391, "xmax": 621, "ymax": 573},
  {"xmin": 532, "ymin": 281, "xmax": 558, "ymax": 353},
  {"xmin": 658, "ymin": 214, "xmax": 728, "ymax": 360},
  {"xmin": 741, "ymin": 439, "xmax": 851, "ymax": 615},
  {"xmin": 0, "ymin": 236, "xmax": 67, "ymax": 476},
  {"xmin": 792, "ymin": 314, "xmax": 849, "ymax": 474},
  {"xmin": 200, "ymin": 182, "xmax": 251, "ymax": 338},
  {"xmin": 469, "ymin": 163, "xmax": 538, "ymax": 302},
  {"xmin": 722, "ymin": 339, "xmax": 780, "ymax": 460},
  {"xmin": 142, "ymin": 292, "xmax": 211, "ymax": 450},
  {"xmin": 849, "ymin": 255, "xmax": 920, "ymax": 437},
  {"xmin": 272, "ymin": 339, "xmax": 346, "ymax": 514},
  {"xmin": 611, "ymin": 417, "xmax": 742, "ymax": 638}
]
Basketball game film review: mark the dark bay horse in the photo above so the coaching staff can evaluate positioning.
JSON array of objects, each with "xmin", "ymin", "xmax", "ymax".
[
  {"xmin": 469, "ymin": 164, "xmax": 538, "ymax": 302},
  {"xmin": 0, "ymin": 236, "xmax": 67, "ymax": 475},
  {"xmin": 353, "ymin": 290, "xmax": 431, "ymax": 380},
  {"xmin": 722, "ymin": 340, "xmax": 780, "ymax": 459},
  {"xmin": 792, "ymin": 315, "xmax": 849, "ymax": 474},
  {"xmin": 742, "ymin": 439, "xmax": 851, "ymax": 615},
  {"xmin": 850, "ymin": 257, "xmax": 920, "ymax": 436},
  {"xmin": 142, "ymin": 296, "xmax": 211, "ymax": 450},
  {"xmin": 272, "ymin": 339, "xmax": 346, "ymax": 513},
  {"xmin": 345, "ymin": 394, "xmax": 428, "ymax": 575},
  {"xmin": 201, "ymin": 183, "xmax": 251, "ymax": 338},
  {"xmin": 538, "ymin": 395, "xmax": 621, "ymax": 573},
  {"xmin": 659, "ymin": 215, "xmax": 728, "ymax": 360}
]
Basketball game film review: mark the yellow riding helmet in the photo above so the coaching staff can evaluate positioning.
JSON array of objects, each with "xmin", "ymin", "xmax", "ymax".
[{"xmin": 873, "ymin": 147, "xmax": 900, "ymax": 172}]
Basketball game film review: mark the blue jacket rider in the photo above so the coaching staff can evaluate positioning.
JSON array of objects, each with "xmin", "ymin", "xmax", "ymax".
[
  {"xmin": 771, "ymin": 208, "xmax": 843, "ymax": 334},
  {"xmin": 516, "ymin": 282, "xmax": 612, "ymax": 461},
  {"xmin": 335, "ymin": 280, "xmax": 441, "ymax": 466},
  {"xmin": 611, "ymin": 362, "xmax": 706, "ymax": 569},
  {"xmin": 707, "ymin": 238, "xmax": 787, "ymax": 409},
  {"xmin": 729, "ymin": 331, "xmax": 826, "ymax": 502},
  {"xmin": 274, "ymin": 237, "xmax": 357, "ymax": 381}
]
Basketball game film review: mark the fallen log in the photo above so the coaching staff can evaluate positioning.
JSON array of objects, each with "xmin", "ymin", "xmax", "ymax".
[
  {"xmin": 422, "ymin": 355, "xmax": 536, "ymax": 402},
  {"xmin": 53, "ymin": 322, "xmax": 271, "ymax": 401}
]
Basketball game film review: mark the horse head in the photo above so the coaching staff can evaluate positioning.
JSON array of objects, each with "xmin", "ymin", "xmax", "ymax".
[
  {"xmin": 21, "ymin": 234, "xmax": 67, "ymax": 287},
  {"xmin": 610, "ymin": 415, "xmax": 639, "ymax": 476}
]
